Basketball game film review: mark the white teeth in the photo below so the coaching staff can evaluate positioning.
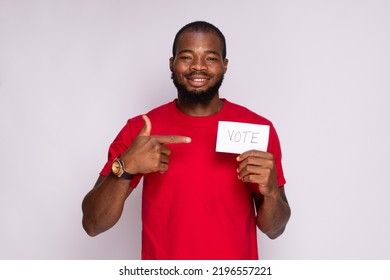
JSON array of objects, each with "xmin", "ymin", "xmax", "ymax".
[{"xmin": 193, "ymin": 79, "xmax": 206, "ymax": 82}]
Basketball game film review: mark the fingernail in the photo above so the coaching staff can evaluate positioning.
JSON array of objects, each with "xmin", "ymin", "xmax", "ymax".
[{"xmin": 186, "ymin": 137, "xmax": 191, "ymax": 143}]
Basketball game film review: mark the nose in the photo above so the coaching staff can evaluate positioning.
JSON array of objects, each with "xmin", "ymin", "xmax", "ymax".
[{"xmin": 191, "ymin": 56, "xmax": 207, "ymax": 71}]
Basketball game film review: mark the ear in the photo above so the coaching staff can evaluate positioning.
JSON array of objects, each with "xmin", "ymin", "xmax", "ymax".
[
  {"xmin": 169, "ymin": 57, "xmax": 174, "ymax": 72},
  {"xmin": 223, "ymin": 58, "xmax": 229, "ymax": 74}
]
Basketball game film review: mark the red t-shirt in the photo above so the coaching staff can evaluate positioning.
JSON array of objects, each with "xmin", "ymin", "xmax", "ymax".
[{"xmin": 100, "ymin": 99, "xmax": 286, "ymax": 259}]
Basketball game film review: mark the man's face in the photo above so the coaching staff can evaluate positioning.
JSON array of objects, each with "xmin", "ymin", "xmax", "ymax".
[{"xmin": 170, "ymin": 31, "xmax": 228, "ymax": 104}]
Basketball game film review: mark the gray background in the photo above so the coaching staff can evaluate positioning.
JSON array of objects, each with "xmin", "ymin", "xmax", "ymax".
[{"xmin": 1, "ymin": 0, "xmax": 389, "ymax": 259}]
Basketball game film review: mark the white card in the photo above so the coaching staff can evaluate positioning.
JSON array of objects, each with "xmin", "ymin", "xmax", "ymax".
[{"xmin": 216, "ymin": 121, "xmax": 270, "ymax": 154}]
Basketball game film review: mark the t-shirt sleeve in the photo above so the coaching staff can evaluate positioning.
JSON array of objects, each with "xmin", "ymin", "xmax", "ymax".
[
  {"xmin": 267, "ymin": 123, "xmax": 286, "ymax": 187},
  {"xmin": 99, "ymin": 118, "xmax": 143, "ymax": 188}
]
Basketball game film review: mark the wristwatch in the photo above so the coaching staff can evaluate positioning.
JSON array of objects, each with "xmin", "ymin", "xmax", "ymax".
[{"xmin": 111, "ymin": 157, "xmax": 135, "ymax": 180}]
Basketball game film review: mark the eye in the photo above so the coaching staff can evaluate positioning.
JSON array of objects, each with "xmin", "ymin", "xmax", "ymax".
[
  {"xmin": 206, "ymin": 57, "xmax": 218, "ymax": 61},
  {"xmin": 179, "ymin": 55, "xmax": 192, "ymax": 60}
]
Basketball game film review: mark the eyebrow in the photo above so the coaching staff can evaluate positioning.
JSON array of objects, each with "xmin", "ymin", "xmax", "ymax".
[{"xmin": 177, "ymin": 49, "xmax": 222, "ymax": 56}]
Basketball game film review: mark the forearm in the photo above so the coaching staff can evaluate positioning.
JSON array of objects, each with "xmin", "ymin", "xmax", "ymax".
[
  {"xmin": 82, "ymin": 174, "xmax": 133, "ymax": 236},
  {"xmin": 256, "ymin": 191, "xmax": 291, "ymax": 239}
]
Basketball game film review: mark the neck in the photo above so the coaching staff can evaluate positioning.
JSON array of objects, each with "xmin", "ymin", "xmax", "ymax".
[{"xmin": 176, "ymin": 94, "xmax": 223, "ymax": 116}]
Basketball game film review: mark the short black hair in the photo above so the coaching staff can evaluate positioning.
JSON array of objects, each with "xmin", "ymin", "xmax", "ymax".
[{"xmin": 172, "ymin": 21, "xmax": 227, "ymax": 59}]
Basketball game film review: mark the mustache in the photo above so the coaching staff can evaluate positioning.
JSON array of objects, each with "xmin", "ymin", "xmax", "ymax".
[
  {"xmin": 186, "ymin": 70, "xmax": 209, "ymax": 77},
  {"xmin": 170, "ymin": 70, "xmax": 210, "ymax": 80}
]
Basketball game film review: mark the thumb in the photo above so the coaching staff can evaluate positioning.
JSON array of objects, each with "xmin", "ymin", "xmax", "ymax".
[{"xmin": 138, "ymin": 115, "xmax": 151, "ymax": 136}]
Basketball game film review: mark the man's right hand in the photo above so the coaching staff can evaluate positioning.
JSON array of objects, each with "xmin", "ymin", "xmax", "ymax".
[{"xmin": 120, "ymin": 115, "xmax": 191, "ymax": 175}]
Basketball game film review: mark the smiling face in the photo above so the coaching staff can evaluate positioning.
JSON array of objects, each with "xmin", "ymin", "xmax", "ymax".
[{"xmin": 170, "ymin": 31, "xmax": 228, "ymax": 104}]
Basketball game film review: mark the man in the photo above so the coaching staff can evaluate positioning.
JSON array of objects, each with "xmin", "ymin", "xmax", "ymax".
[{"xmin": 82, "ymin": 21, "xmax": 291, "ymax": 260}]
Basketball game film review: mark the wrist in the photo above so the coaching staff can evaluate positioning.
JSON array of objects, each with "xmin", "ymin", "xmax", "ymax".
[
  {"xmin": 260, "ymin": 185, "xmax": 280, "ymax": 200},
  {"xmin": 111, "ymin": 157, "xmax": 136, "ymax": 180}
]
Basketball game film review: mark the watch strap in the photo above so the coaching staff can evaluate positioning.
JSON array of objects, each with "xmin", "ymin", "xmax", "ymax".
[
  {"xmin": 116, "ymin": 157, "xmax": 136, "ymax": 180},
  {"xmin": 120, "ymin": 170, "xmax": 135, "ymax": 180}
]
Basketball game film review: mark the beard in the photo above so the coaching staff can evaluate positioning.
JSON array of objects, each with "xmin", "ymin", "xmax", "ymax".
[{"xmin": 171, "ymin": 71, "xmax": 224, "ymax": 105}]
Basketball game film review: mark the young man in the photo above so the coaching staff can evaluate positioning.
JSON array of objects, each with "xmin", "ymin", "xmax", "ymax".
[{"xmin": 82, "ymin": 21, "xmax": 291, "ymax": 260}]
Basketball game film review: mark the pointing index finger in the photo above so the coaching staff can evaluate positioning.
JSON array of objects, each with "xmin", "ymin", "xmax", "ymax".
[{"xmin": 152, "ymin": 135, "xmax": 191, "ymax": 144}]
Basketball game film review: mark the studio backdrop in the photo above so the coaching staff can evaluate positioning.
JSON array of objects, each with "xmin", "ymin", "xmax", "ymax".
[{"xmin": 1, "ymin": 0, "xmax": 389, "ymax": 259}]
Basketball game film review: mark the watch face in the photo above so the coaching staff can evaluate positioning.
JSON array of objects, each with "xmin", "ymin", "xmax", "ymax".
[{"xmin": 112, "ymin": 160, "xmax": 121, "ymax": 175}]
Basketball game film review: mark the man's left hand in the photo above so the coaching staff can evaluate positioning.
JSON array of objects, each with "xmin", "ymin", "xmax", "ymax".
[{"xmin": 236, "ymin": 150, "xmax": 278, "ymax": 196}]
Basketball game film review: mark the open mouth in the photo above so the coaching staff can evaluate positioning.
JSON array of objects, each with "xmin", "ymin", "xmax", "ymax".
[
  {"xmin": 191, "ymin": 78, "xmax": 207, "ymax": 82},
  {"xmin": 186, "ymin": 75, "xmax": 210, "ymax": 87}
]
